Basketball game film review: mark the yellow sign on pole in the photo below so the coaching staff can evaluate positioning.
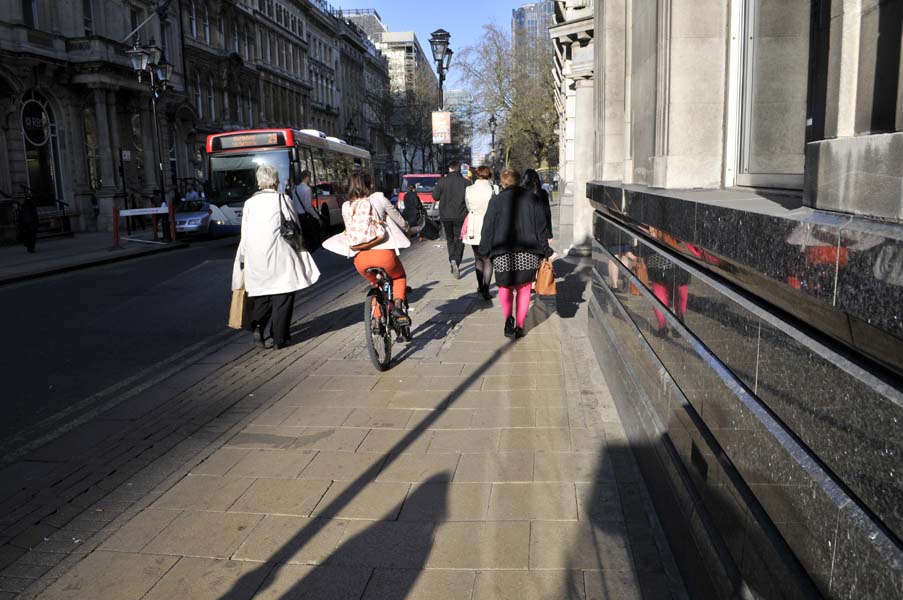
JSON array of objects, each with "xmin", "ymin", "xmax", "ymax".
[{"xmin": 432, "ymin": 111, "xmax": 451, "ymax": 144}]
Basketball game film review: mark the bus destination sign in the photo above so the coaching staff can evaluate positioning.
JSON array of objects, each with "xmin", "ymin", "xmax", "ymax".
[{"xmin": 214, "ymin": 131, "xmax": 285, "ymax": 151}]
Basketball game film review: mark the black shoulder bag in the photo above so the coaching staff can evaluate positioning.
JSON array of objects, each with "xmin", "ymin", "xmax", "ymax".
[{"xmin": 279, "ymin": 193, "xmax": 304, "ymax": 252}]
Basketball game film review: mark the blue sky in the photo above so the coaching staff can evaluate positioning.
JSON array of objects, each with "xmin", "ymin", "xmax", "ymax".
[{"xmin": 334, "ymin": 0, "xmax": 516, "ymax": 87}]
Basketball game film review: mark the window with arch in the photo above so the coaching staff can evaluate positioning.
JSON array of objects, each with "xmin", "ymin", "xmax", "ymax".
[
  {"xmin": 203, "ymin": 5, "xmax": 210, "ymax": 44},
  {"xmin": 244, "ymin": 28, "xmax": 250, "ymax": 60},
  {"xmin": 218, "ymin": 15, "xmax": 224, "ymax": 48},
  {"xmin": 207, "ymin": 77, "xmax": 215, "ymax": 120},
  {"xmin": 236, "ymin": 93, "xmax": 243, "ymax": 124},
  {"xmin": 189, "ymin": 0, "xmax": 197, "ymax": 38},
  {"xmin": 22, "ymin": 0, "xmax": 38, "ymax": 28},
  {"xmin": 194, "ymin": 75, "xmax": 203, "ymax": 118},
  {"xmin": 233, "ymin": 24, "xmax": 239, "ymax": 53},
  {"xmin": 83, "ymin": 0, "xmax": 95, "ymax": 35},
  {"xmin": 247, "ymin": 92, "xmax": 254, "ymax": 127}
]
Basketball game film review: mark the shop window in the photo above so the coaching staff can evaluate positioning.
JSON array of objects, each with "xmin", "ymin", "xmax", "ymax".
[
  {"xmin": 737, "ymin": 0, "xmax": 810, "ymax": 188},
  {"xmin": 855, "ymin": 0, "xmax": 902, "ymax": 134}
]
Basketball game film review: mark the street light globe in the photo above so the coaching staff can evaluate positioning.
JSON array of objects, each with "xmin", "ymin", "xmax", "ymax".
[
  {"xmin": 429, "ymin": 29, "xmax": 450, "ymax": 63},
  {"xmin": 443, "ymin": 48, "xmax": 453, "ymax": 71},
  {"xmin": 126, "ymin": 42, "xmax": 149, "ymax": 73}
]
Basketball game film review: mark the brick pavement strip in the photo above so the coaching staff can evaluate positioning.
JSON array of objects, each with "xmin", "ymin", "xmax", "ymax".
[{"xmin": 3, "ymin": 244, "xmax": 688, "ymax": 599}]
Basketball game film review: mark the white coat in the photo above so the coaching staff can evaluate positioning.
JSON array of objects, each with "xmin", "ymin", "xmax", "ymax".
[
  {"xmin": 231, "ymin": 189, "xmax": 320, "ymax": 296},
  {"xmin": 463, "ymin": 179, "xmax": 495, "ymax": 246},
  {"xmin": 322, "ymin": 192, "xmax": 411, "ymax": 258}
]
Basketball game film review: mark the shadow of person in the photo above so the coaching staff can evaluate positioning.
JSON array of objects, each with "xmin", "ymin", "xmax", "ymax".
[
  {"xmin": 553, "ymin": 257, "xmax": 592, "ymax": 320},
  {"xmin": 257, "ymin": 473, "xmax": 452, "ymax": 600}
]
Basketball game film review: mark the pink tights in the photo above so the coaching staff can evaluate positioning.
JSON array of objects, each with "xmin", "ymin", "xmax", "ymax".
[
  {"xmin": 498, "ymin": 283, "xmax": 532, "ymax": 328},
  {"xmin": 652, "ymin": 282, "xmax": 688, "ymax": 329}
]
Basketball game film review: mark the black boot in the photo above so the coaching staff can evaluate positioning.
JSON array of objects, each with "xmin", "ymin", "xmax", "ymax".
[{"xmin": 504, "ymin": 316, "xmax": 515, "ymax": 338}]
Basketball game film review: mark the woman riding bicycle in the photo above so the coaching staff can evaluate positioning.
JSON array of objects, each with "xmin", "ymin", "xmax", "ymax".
[{"xmin": 339, "ymin": 173, "xmax": 411, "ymax": 325}]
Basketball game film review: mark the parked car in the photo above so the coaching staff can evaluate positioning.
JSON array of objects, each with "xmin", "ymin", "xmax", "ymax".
[
  {"xmin": 399, "ymin": 174, "xmax": 442, "ymax": 219},
  {"xmin": 174, "ymin": 200, "xmax": 238, "ymax": 237}
]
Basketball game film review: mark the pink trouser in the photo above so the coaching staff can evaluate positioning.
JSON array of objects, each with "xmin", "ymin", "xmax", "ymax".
[
  {"xmin": 498, "ymin": 283, "xmax": 532, "ymax": 328},
  {"xmin": 652, "ymin": 282, "xmax": 688, "ymax": 329}
]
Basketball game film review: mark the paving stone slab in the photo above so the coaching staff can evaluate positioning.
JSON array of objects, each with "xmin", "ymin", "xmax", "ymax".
[
  {"xmin": 298, "ymin": 452, "xmax": 385, "ymax": 481},
  {"xmin": 311, "ymin": 481, "xmax": 410, "ymax": 520},
  {"xmin": 356, "ymin": 429, "xmax": 433, "ymax": 454},
  {"xmin": 487, "ymin": 483, "xmax": 579, "ymax": 520},
  {"xmin": 253, "ymin": 564, "xmax": 372, "ymax": 600},
  {"xmin": 534, "ymin": 452, "xmax": 615, "ymax": 483},
  {"xmin": 427, "ymin": 430, "xmax": 500, "ymax": 454},
  {"xmin": 288, "ymin": 427, "xmax": 370, "ymax": 452},
  {"xmin": 499, "ymin": 428, "xmax": 572, "ymax": 451},
  {"xmin": 375, "ymin": 454, "xmax": 459, "ymax": 483},
  {"xmin": 233, "ymin": 515, "xmax": 348, "ymax": 564},
  {"xmin": 224, "ymin": 449, "xmax": 317, "ymax": 479},
  {"xmin": 98, "ymin": 508, "xmax": 181, "ymax": 553},
  {"xmin": 343, "ymin": 408, "xmax": 415, "ymax": 429},
  {"xmin": 152, "ymin": 474, "xmax": 255, "ymax": 511},
  {"xmin": 426, "ymin": 522, "xmax": 530, "ymax": 569},
  {"xmin": 35, "ymin": 551, "xmax": 177, "ymax": 600},
  {"xmin": 362, "ymin": 568, "xmax": 476, "ymax": 600},
  {"xmin": 473, "ymin": 569, "xmax": 587, "ymax": 600},
  {"xmin": 453, "ymin": 453, "xmax": 535, "ymax": 483},
  {"xmin": 399, "ymin": 482, "xmax": 491, "ymax": 522},
  {"xmin": 142, "ymin": 510, "xmax": 263, "ymax": 559},
  {"xmin": 583, "ymin": 570, "xmax": 644, "ymax": 600},
  {"xmin": 229, "ymin": 478, "xmax": 333, "ymax": 516},
  {"xmin": 529, "ymin": 521, "xmax": 633, "ymax": 570},
  {"xmin": 142, "ymin": 556, "xmax": 272, "ymax": 600}
]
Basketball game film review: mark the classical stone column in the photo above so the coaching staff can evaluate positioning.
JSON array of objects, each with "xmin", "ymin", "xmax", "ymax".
[
  {"xmin": 571, "ymin": 77, "xmax": 595, "ymax": 255},
  {"xmin": 92, "ymin": 88, "xmax": 118, "ymax": 230}
]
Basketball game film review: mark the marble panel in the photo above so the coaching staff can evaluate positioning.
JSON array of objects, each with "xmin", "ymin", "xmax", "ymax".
[
  {"xmin": 830, "ymin": 503, "xmax": 903, "ymax": 598},
  {"xmin": 835, "ymin": 218, "xmax": 903, "ymax": 372}
]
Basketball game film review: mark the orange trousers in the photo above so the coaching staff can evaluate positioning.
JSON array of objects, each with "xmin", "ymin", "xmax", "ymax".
[{"xmin": 354, "ymin": 249, "xmax": 407, "ymax": 299}]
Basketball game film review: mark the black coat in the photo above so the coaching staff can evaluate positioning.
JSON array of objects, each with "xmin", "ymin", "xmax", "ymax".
[
  {"xmin": 401, "ymin": 190, "xmax": 421, "ymax": 225},
  {"xmin": 536, "ymin": 188, "xmax": 552, "ymax": 239},
  {"xmin": 432, "ymin": 172, "xmax": 470, "ymax": 221},
  {"xmin": 478, "ymin": 186, "xmax": 552, "ymax": 259}
]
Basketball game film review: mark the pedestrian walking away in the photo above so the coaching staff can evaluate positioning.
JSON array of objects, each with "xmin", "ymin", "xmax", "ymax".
[
  {"xmin": 401, "ymin": 183, "xmax": 422, "ymax": 228},
  {"xmin": 232, "ymin": 164, "xmax": 321, "ymax": 350},
  {"xmin": 478, "ymin": 168, "xmax": 552, "ymax": 339},
  {"xmin": 17, "ymin": 195, "xmax": 39, "ymax": 253},
  {"xmin": 463, "ymin": 165, "xmax": 497, "ymax": 300},
  {"xmin": 432, "ymin": 160, "xmax": 471, "ymax": 278},
  {"xmin": 322, "ymin": 173, "xmax": 412, "ymax": 326}
]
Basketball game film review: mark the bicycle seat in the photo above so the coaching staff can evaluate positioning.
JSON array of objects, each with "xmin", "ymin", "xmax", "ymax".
[{"xmin": 365, "ymin": 267, "xmax": 389, "ymax": 278}]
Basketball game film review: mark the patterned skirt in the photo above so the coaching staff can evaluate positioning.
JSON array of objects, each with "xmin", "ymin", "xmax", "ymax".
[{"xmin": 492, "ymin": 251, "xmax": 540, "ymax": 287}]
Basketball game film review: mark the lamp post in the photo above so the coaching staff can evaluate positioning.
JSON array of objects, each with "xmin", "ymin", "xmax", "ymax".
[
  {"xmin": 344, "ymin": 118, "xmax": 358, "ymax": 147},
  {"xmin": 488, "ymin": 114, "xmax": 497, "ymax": 181},
  {"xmin": 126, "ymin": 38, "xmax": 174, "ymax": 239},
  {"xmin": 429, "ymin": 29, "xmax": 453, "ymax": 171}
]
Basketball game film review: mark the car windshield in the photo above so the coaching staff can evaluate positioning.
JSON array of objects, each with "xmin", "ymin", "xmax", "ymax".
[
  {"xmin": 402, "ymin": 176, "xmax": 440, "ymax": 192},
  {"xmin": 176, "ymin": 201, "xmax": 206, "ymax": 213},
  {"xmin": 209, "ymin": 150, "xmax": 291, "ymax": 205}
]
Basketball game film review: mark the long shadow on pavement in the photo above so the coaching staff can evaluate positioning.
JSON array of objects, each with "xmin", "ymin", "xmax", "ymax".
[
  {"xmin": 219, "ymin": 313, "xmax": 516, "ymax": 599},
  {"xmin": 266, "ymin": 474, "xmax": 451, "ymax": 599}
]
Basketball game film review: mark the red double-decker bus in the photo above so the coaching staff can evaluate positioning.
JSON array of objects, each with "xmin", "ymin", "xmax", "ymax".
[{"xmin": 205, "ymin": 128, "xmax": 373, "ymax": 231}]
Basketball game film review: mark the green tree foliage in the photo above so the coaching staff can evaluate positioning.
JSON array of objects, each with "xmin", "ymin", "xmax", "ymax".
[{"xmin": 456, "ymin": 23, "xmax": 558, "ymax": 171}]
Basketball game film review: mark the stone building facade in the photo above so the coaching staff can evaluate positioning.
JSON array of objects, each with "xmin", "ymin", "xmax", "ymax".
[
  {"xmin": 0, "ymin": 0, "xmax": 393, "ymax": 237},
  {"xmin": 566, "ymin": 0, "xmax": 903, "ymax": 597}
]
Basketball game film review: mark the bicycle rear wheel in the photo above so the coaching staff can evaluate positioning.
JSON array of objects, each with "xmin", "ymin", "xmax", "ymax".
[{"xmin": 364, "ymin": 295, "xmax": 392, "ymax": 370}]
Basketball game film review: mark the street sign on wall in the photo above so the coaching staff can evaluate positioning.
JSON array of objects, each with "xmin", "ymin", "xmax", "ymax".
[{"xmin": 432, "ymin": 111, "xmax": 451, "ymax": 144}]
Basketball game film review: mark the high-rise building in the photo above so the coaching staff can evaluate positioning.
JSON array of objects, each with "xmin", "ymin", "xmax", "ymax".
[{"xmin": 512, "ymin": 1, "xmax": 555, "ymax": 57}]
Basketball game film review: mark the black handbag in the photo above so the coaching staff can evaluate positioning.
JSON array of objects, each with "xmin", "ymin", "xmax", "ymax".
[
  {"xmin": 279, "ymin": 193, "xmax": 304, "ymax": 251},
  {"xmin": 298, "ymin": 211, "xmax": 322, "ymax": 253},
  {"xmin": 418, "ymin": 206, "xmax": 441, "ymax": 240}
]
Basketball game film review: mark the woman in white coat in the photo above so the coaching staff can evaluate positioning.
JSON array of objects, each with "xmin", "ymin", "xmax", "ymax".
[
  {"xmin": 232, "ymin": 164, "xmax": 320, "ymax": 349},
  {"xmin": 463, "ymin": 166, "xmax": 497, "ymax": 300}
]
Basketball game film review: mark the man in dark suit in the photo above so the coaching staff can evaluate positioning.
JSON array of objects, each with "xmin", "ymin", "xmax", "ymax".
[{"xmin": 432, "ymin": 161, "xmax": 470, "ymax": 278}]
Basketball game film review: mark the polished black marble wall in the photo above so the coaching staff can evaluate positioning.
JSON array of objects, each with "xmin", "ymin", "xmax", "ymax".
[
  {"xmin": 588, "ymin": 182, "xmax": 903, "ymax": 377},
  {"xmin": 589, "ymin": 209, "xmax": 903, "ymax": 598}
]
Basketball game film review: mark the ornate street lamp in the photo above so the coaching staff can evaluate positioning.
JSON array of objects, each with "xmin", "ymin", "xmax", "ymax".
[
  {"xmin": 344, "ymin": 118, "xmax": 358, "ymax": 147},
  {"xmin": 429, "ymin": 29, "xmax": 453, "ymax": 169},
  {"xmin": 126, "ymin": 37, "xmax": 174, "ymax": 239}
]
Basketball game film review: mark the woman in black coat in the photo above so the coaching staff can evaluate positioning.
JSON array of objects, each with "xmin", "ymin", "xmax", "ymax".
[
  {"xmin": 523, "ymin": 168, "xmax": 552, "ymax": 240},
  {"xmin": 478, "ymin": 168, "xmax": 552, "ymax": 339}
]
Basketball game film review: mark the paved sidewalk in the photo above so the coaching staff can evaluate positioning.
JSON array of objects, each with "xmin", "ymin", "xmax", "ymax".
[
  {"xmin": 0, "ymin": 232, "xmax": 188, "ymax": 285},
  {"xmin": 4, "ymin": 240, "xmax": 685, "ymax": 599}
]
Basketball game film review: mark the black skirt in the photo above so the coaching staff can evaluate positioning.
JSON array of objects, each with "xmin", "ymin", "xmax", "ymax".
[{"xmin": 492, "ymin": 251, "xmax": 540, "ymax": 287}]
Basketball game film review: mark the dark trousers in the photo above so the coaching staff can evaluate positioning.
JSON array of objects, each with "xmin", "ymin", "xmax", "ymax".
[
  {"xmin": 20, "ymin": 227, "xmax": 36, "ymax": 253},
  {"xmin": 471, "ymin": 245, "xmax": 493, "ymax": 290},
  {"xmin": 251, "ymin": 291, "xmax": 296, "ymax": 346},
  {"xmin": 442, "ymin": 220, "xmax": 465, "ymax": 265}
]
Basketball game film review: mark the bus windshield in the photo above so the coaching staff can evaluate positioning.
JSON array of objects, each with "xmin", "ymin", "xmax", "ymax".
[{"xmin": 209, "ymin": 150, "xmax": 291, "ymax": 205}]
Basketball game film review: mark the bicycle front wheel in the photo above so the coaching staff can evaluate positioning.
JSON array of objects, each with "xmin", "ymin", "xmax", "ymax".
[{"xmin": 364, "ymin": 295, "xmax": 392, "ymax": 371}]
